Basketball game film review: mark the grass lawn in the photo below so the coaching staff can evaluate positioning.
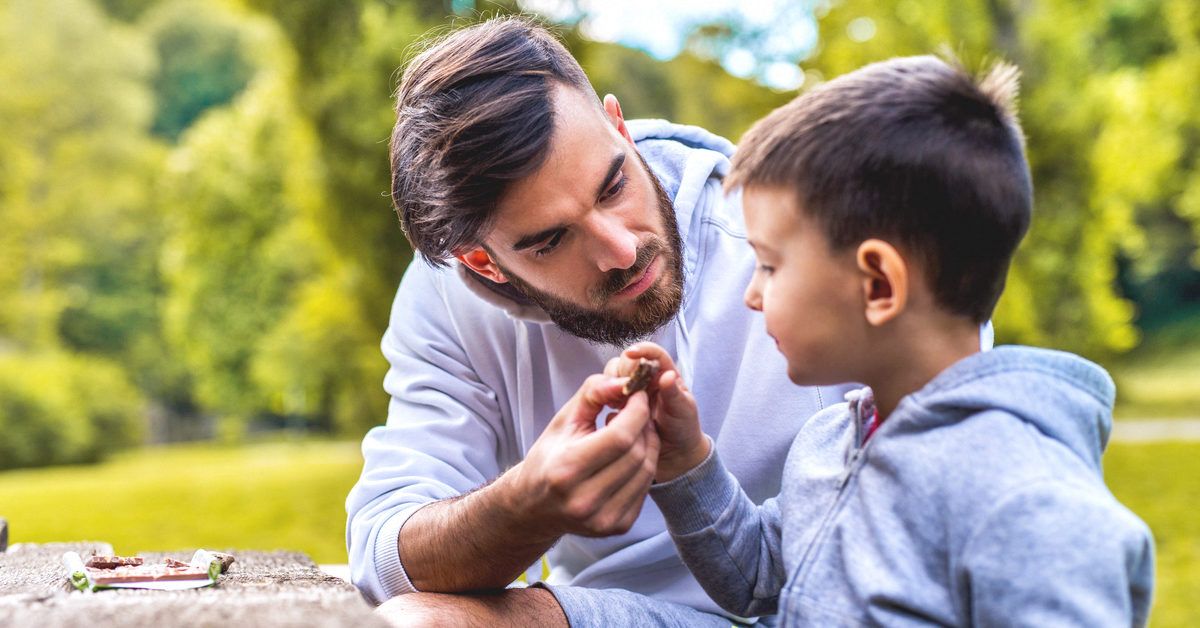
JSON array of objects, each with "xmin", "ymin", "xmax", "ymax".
[
  {"xmin": 0, "ymin": 439, "xmax": 363, "ymax": 564},
  {"xmin": 0, "ymin": 438, "xmax": 1195, "ymax": 625},
  {"xmin": 1109, "ymin": 315, "xmax": 1200, "ymax": 420},
  {"xmin": 1105, "ymin": 441, "xmax": 1200, "ymax": 627}
]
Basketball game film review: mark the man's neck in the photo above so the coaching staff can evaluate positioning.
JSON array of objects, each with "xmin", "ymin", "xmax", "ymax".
[{"xmin": 863, "ymin": 316, "xmax": 981, "ymax": 421}]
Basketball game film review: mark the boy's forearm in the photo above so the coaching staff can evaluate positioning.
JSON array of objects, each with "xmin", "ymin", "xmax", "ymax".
[
  {"xmin": 650, "ymin": 446, "xmax": 784, "ymax": 617},
  {"xmin": 398, "ymin": 470, "xmax": 560, "ymax": 592}
]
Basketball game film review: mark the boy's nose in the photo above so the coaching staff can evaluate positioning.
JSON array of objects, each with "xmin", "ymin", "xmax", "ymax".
[{"xmin": 744, "ymin": 283, "xmax": 763, "ymax": 311}]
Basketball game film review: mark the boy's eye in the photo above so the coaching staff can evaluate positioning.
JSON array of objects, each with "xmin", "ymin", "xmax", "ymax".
[
  {"xmin": 533, "ymin": 230, "xmax": 565, "ymax": 257},
  {"xmin": 600, "ymin": 173, "xmax": 627, "ymax": 202},
  {"xmin": 757, "ymin": 264, "xmax": 775, "ymax": 275}
]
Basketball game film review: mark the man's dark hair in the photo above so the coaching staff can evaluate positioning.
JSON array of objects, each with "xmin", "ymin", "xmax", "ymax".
[
  {"xmin": 390, "ymin": 16, "xmax": 596, "ymax": 266},
  {"xmin": 728, "ymin": 55, "xmax": 1032, "ymax": 323}
]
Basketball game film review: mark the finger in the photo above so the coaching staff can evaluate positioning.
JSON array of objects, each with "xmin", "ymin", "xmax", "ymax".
[
  {"xmin": 603, "ymin": 357, "xmax": 622, "ymax": 377},
  {"xmin": 574, "ymin": 425, "xmax": 657, "ymax": 533},
  {"xmin": 561, "ymin": 375, "xmax": 632, "ymax": 430},
  {"xmin": 621, "ymin": 342, "xmax": 679, "ymax": 375},
  {"xmin": 607, "ymin": 427, "xmax": 660, "ymax": 529},
  {"xmin": 567, "ymin": 391, "xmax": 651, "ymax": 475}
]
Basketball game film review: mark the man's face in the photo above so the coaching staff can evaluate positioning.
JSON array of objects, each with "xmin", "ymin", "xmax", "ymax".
[{"xmin": 470, "ymin": 84, "xmax": 684, "ymax": 346}]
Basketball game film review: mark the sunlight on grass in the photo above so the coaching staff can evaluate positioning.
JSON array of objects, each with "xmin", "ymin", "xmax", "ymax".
[
  {"xmin": 0, "ymin": 439, "xmax": 363, "ymax": 563},
  {"xmin": 1105, "ymin": 441, "xmax": 1200, "ymax": 627}
]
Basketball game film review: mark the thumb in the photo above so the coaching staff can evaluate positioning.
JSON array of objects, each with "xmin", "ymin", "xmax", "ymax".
[{"xmin": 561, "ymin": 375, "xmax": 625, "ymax": 430}]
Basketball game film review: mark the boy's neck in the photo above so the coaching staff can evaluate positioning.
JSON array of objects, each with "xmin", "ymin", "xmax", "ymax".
[{"xmin": 863, "ymin": 315, "xmax": 981, "ymax": 421}]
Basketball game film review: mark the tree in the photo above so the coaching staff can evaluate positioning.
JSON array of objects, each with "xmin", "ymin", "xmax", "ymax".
[
  {"xmin": 690, "ymin": 0, "xmax": 1200, "ymax": 356},
  {"xmin": 0, "ymin": 0, "xmax": 152, "ymax": 462}
]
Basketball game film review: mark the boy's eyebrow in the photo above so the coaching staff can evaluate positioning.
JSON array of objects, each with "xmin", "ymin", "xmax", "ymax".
[{"xmin": 747, "ymin": 239, "xmax": 772, "ymax": 254}]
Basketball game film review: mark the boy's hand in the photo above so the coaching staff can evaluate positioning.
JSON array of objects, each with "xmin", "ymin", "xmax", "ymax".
[{"xmin": 606, "ymin": 342, "xmax": 711, "ymax": 482}]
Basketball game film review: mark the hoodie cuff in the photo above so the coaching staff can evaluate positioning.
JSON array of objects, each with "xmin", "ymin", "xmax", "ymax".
[
  {"xmin": 650, "ymin": 436, "xmax": 739, "ymax": 536},
  {"xmin": 372, "ymin": 502, "xmax": 428, "ymax": 598}
]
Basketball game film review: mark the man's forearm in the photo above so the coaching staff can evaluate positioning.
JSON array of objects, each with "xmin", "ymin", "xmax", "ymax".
[{"xmin": 399, "ymin": 466, "xmax": 560, "ymax": 592}]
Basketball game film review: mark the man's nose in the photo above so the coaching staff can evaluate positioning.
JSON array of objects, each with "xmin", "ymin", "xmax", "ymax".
[{"xmin": 587, "ymin": 212, "xmax": 638, "ymax": 273}]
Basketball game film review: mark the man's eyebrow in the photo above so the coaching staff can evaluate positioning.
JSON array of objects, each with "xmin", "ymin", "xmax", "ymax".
[
  {"xmin": 594, "ymin": 153, "xmax": 626, "ymax": 201},
  {"xmin": 511, "ymin": 153, "xmax": 627, "ymax": 252},
  {"xmin": 512, "ymin": 225, "xmax": 565, "ymax": 252}
]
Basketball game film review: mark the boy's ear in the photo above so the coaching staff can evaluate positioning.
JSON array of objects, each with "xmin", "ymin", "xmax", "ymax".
[
  {"xmin": 456, "ymin": 247, "xmax": 508, "ymax": 284},
  {"xmin": 603, "ymin": 94, "xmax": 634, "ymax": 144},
  {"xmin": 856, "ymin": 239, "xmax": 908, "ymax": 327}
]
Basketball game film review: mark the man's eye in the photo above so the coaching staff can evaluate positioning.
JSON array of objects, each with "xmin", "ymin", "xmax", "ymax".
[
  {"xmin": 534, "ymin": 231, "xmax": 565, "ymax": 257},
  {"xmin": 601, "ymin": 174, "xmax": 627, "ymax": 202}
]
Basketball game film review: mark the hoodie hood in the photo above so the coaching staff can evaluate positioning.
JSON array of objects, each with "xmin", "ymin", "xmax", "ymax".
[
  {"xmin": 899, "ymin": 346, "xmax": 1116, "ymax": 473},
  {"xmin": 457, "ymin": 118, "xmax": 735, "ymax": 322}
]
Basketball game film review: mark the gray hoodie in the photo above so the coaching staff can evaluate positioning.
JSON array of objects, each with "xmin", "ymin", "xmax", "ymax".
[{"xmin": 650, "ymin": 346, "xmax": 1155, "ymax": 626}]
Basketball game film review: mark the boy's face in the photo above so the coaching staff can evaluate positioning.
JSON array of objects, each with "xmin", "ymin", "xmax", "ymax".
[{"xmin": 742, "ymin": 186, "xmax": 866, "ymax": 385}]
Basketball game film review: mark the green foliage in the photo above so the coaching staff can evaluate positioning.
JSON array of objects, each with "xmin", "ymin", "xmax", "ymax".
[
  {"xmin": 160, "ymin": 31, "xmax": 322, "ymax": 432},
  {"xmin": 3, "ymin": 0, "xmax": 1200, "ymax": 464},
  {"xmin": 141, "ymin": 0, "xmax": 257, "ymax": 140},
  {"xmin": 0, "ymin": 0, "xmax": 158, "ymax": 350},
  {"xmin": 0, "ymin": 353, "xmax": 143, "ymax": 469}
]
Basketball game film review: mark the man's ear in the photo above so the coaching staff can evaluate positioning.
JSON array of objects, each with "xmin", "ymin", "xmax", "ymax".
[
  {"xmin": 455, "ymin": 247, "xmax": 508, "ymax": 284},
  {"xmin": 603, "ymin": 94, "xmax": 633, "ymax": 144},
  {"xmin": 856, "ymin": 239, "xmax": 908, "ymax": 327}
]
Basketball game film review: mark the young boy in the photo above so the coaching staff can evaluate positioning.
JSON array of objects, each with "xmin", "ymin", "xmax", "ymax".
[{"xmin": 615, "ymin": 56, "xmax": 1155, "ymax": 625}]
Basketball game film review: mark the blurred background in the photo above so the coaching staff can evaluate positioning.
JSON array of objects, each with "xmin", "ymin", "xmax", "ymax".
[{"xmin": 0, "ymin": 0, "xmax": 1197, "ymax": 623}]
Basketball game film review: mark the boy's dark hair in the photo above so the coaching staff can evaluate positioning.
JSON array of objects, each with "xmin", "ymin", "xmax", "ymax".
[
  {"xmin": 728, "ymin": 55, "xmax": 1031, "ymax": 323},
  {"xmin": 389, "ymin": 16, "xmax": 597, "ymax": 266}
]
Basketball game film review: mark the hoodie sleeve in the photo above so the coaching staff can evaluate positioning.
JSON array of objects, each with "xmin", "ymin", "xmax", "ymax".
[
  {"xmin": 649, "ymin": 441, "xmax": 785, "ymax": 617},
  {"xmin": 961, "ymin": 481, "xmax": 1155, "ymax": 627},
  {"xmin": 345, "ymin": 263, "xmax": 511, "ymax": 604}
]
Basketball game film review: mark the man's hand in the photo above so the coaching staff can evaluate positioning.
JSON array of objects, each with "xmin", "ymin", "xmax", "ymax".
[
  {"xmin": 501, "ymin": 375, "xmax": 660, "ymax": 539},
  {"xmin": 605, "ymin": 342, "xmax": 710, "ymax": 483},
  {"xmin": 401, "ymin": 375, "xmax": 660, "ymax": 592}
]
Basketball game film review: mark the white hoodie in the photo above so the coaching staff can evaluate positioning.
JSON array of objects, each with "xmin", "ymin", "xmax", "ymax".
[{"xmin": 345, "ymin": 120, "xmax": 853, "ymax": 613}]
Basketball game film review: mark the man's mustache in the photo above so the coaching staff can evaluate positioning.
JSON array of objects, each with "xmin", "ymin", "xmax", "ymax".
[{"xmin": 594, "ymin": 239, "xmax": 664, "ymax": 301}]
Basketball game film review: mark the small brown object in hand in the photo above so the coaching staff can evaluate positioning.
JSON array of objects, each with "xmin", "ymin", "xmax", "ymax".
[{"xmin": 622, "ymin": 358, "xmax": 660, "ymax": 396}]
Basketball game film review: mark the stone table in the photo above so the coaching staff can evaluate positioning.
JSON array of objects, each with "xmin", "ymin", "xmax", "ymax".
[{"xmin": 0, "ymin": 542, "xmax": 385, "ymax": 627}]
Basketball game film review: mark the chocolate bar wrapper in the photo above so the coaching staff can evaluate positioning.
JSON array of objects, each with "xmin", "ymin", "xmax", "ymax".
[{"xmin": 63, "ymin": 549, "xmax": 222, "ymax": 592}]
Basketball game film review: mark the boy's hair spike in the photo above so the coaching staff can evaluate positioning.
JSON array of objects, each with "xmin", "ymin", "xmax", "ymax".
[
  {"xmin": 977, "ymin": 60, "xmax": 1022, "ymax": 129},
  {"xmin": 728, "ymin": 55, "xmax": 1032, "ymax": 324}
]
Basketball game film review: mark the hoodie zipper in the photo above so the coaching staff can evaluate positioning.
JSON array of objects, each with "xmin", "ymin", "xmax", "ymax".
[{"xmin": 781, "ymin": 398, "xmax": 875, "ymax": 621}]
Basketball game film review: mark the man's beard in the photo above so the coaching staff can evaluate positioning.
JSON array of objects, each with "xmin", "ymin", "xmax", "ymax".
[{"xmin": 500, "ymin": 159, "xmax": 684, "ymax": 346}]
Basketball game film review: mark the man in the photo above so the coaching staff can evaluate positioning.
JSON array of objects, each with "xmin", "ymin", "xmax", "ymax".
[{"xmin": 346, "ymin": 16, "xmax": 856, "ymax": 626}]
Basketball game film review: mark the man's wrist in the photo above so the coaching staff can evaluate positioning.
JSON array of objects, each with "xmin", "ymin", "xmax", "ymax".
[{"xmin": 490, "ymin": 462, "xmax": 565, "ymax": 545}]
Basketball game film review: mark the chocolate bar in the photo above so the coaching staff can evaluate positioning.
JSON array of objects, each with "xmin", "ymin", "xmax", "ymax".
[
  {"xmin": 622, "ymin": 358, "xmax": 660, "ymax": 396},
  {"xmin": 85, "ymin": 555, "xmax": 145, "ymax": 569},
  {"xmin": 86, "ymin": 557, "xmax": 211, "ymax": 585}
]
